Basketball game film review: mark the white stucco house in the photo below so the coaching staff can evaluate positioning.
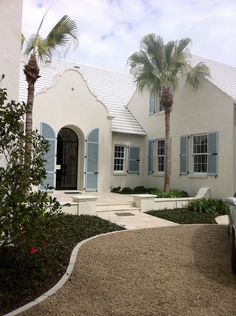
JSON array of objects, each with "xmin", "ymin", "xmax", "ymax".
[
  {"xmin": 17, "ymin": 56, "xmax": 236, "ymax": 198},
  {"xmin": 1, "ymin": 0, "xmax": 236, "ymax": 199},
  {"xmin": 0, "ymin": 0, "xmax": 22, "ymax": 100}
]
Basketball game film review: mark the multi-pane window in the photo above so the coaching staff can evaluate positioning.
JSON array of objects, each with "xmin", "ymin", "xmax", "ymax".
[
  {"xmin": 114, "ymin": 145, "xmax": 126, "ymax": 171},
  {"xmin": 149, "ymin": 91, "xmax": 162, "ymax": 115},
  {"xmin": 157, "ymin": 139, "xmax": 165, "ymax": 172},
  {"xmin": 192, "ymin": 134, "xmax": 208, "ymax": 173}
]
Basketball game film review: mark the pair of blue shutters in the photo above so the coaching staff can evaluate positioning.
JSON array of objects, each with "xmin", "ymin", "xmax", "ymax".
[
  {"xmin": 180, "ymin": 132, "xmax": 218, "ymax": 176},
  {"xmin": 39, "ymin": 123, "xmax": 99, "ymax": 191},
  {"xmin": 148, "ymin": 132, "xmax": 218, "ymax": 176}
]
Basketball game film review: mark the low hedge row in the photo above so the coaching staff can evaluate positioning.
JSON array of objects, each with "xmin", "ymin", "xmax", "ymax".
[{"xmin": 111, "ymin": 186, "xmax": 189, "ymax": 198}]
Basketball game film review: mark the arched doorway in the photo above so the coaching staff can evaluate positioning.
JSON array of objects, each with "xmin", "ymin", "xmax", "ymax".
[{"xmin": 56, "ymin": 127, "xmax": 78, "ymax": 190}]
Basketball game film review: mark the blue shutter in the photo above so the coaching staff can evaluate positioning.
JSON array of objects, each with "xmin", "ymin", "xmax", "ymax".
[
  {"xmin": 128, "ymin": 146, "xmax": 140, "ymax": 174},
  {"xmin": 208, "ymin": 132, "xmax": 218, "ymax": 176},
  {"xmin": 180, "ymin": 136, "xmax": 189, "ymax": 175},
  {"xmin": 148, "ymin": 140, "xmax": 154, "ymax": 175},
  {"xmin": 85, "ymin": 128, "xmax": 99, "ymax": 191},
  {"xmin": 39, "ymin": 123, "xmax": 56, "ymax": 191}
]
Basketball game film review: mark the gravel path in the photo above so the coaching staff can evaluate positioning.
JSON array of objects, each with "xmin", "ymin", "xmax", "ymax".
[{"xmin": 21, "ymin": 225, "xmax": 236, "ymax": 316}]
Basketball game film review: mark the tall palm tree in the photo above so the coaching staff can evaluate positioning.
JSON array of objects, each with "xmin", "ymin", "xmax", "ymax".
[
  {"xmin": 128, "ymin": 34, "xmax": 210, "ymax": 192},
  {"xmin": 23, "ymin": 14, "xmax": 78, "ymax": 135}
]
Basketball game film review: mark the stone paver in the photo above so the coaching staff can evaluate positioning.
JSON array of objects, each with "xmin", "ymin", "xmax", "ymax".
[{"xmin": 97, "ymin": 210, "xmax": 178, "ymax": 230}]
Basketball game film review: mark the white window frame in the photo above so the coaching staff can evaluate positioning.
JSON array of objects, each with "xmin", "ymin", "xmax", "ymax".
[
  {"xmin": 113, "ymin": 144, "xmax": 127, "ymax": 174},
  {"xmin": 191, "ymin": 133, "xmax": 208, "ymax": 175},
  {"xmin": 149, "ymin": 91, "xmax": 162, "ymax": 115},
  {"xmin": 155, "ymin": 139, "xmax": 165, "ymax": 174}
]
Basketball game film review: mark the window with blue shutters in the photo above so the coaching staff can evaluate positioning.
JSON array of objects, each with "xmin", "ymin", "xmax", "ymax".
[
  {"xmin": 39, "ymin": 123, "xmax": 56, "ymax": 191},
  {"xmin": 180, "ymin": 132, "xmax": 218, "ymax": 176},
  {"xmin": 85, "ymin": 128, "xmax": 99, "ymax": 191},
  {"xmin": 128, "ymin": 146, "xmax": 140, "ymax": 174}
]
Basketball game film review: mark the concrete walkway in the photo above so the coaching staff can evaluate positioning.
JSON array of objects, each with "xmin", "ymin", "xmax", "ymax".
[
  {"xmin": 50, "ymin": 191, "xmax": 178, "ymax": 229},
  {"xmin": 98, "ymin": 210, "xmax": 178, "ymax": 229}
]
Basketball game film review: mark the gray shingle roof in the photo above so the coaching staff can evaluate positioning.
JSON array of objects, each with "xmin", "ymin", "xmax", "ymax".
[
  {"xmin": 191, "ymin": 56, "xmax": 236, "ymax": 101},
  {"xmin": 19, "ymin": 58, "xmax": 146, "ymax": 135},
  {"xmin": 19, "ymin": 56, "xmax": 236, "ymax": 136}
]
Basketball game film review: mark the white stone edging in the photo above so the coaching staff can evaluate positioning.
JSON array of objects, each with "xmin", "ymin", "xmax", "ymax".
[{"xmin": 3, "ymin": 230, "xmax": 124, "ymax": 316}]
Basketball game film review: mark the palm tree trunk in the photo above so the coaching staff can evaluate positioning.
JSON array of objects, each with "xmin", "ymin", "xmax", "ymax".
[
  {"xmin": 24, "ymin": 53, "xmax": 40, "ymax": 135},
  {"xmin": 23, "ymin": 53, "xmax": 40, "ymax": 172},
  {"xmin": 164, "ymin": 110, "xmax": 171, "ymax": 192},
  {"xmin": 161, "ymin": 86, "xmax": 173, "ymax": 192}
]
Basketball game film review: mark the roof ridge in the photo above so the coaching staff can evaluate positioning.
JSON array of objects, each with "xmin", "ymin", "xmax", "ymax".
[
  {"xmin": 52, "ymin": 57, "xmax": 133, "ymax": 77},
  {"xmin": 193, "ymin": 54, "xmax": 236, "ymax": 71}
]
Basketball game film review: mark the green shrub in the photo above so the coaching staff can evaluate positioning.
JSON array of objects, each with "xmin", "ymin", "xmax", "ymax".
[
  {"xmin": 111, "ymin": 186, "xmax": 121, "ymax": 193},
  {"xmin": 151, "ymin": 189, "xmax": 189, "ymax": 198},
  {"xmin": 120, "ymin": 186, "xmax": 133, "ymax": 194},
  {"xmin": 133, "ymin": 186, "xmax": 148, "ymax": 194},
  {"xmin": 0, "ymin": 84, "xmax": 61, "ymax": 250},
  {"xmin": 187, "ymin": 198, "xmax": 229, "ymax": 215}
]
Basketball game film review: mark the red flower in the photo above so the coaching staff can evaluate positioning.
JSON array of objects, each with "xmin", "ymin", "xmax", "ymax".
[{"xmin": 30, "ymin": 247, "xmax": 38, "ymax": 255}]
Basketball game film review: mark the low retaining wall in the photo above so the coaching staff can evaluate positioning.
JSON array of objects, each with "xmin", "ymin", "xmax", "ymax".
[
  {"xmin": 60, "ymin": 195, "xmax": 98, "ymax": 216},
  {"xmin": 133, "ymin": 187, "xmax": 210, "ymax": 212},
  {"xmin": 133, "ymin": 195, "xmax": 195, "ymax": 212}
]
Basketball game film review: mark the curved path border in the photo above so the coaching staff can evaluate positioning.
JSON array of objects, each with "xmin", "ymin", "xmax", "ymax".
[
  {"xmin": 4, "ymin": 216, "xmax": 228, "ymax": 316},
  {"xmin": 4, "ymin": 230, "xmax": 126, "ymax": 316}
]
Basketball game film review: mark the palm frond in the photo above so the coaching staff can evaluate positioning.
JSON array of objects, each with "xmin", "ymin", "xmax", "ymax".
[
  {"xmin": 141, "ymin": 33, "xmax": 164, "ymax": 72},
  {"xmin": 24, "ymin": 14, "xmax": 78, "ymax": 62},
  {"xmin": 128, "ymin": 33, "xmax": 200, "ymax": 94},
  {"xmin": 136, "ymin": 72, "xmax": 161, "ymax": 93},
  {"xmin": 24, "ymin": 34, "xmax": 39, "ymax": 56},
  {"xmin": 43, "ymin": 15, "xmax": 78, "ymax": 59},
  {"xmin": 186, "ymin": 62, "xmax": 210, "ymax": 88}
]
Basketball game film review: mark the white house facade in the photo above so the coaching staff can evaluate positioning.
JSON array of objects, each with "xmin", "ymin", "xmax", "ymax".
[
  {"xmin": 18, "ymin": 56, "xmax": 236, "ymax": 198},
  {"xmin": 1, "ymin": 1, "xmax": 235, "ymax": 199},
  {"xmin": 0, "ymin": 0, "xmax": 22, "ymax": 100}
]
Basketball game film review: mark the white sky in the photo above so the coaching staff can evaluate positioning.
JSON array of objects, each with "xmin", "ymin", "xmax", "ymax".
[{"xmin": 22, "ymin": 0, "xmax": 236, "ymax": 72}]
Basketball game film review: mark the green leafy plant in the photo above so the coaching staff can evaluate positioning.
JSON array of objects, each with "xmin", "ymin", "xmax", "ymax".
[
  {"xmin": 151, "ymin": 189, "xmax": 189, "ymax": 198},
  {"xmin": 120, "ymin": 186, "xmax": 133, "ymax": 194},
  {"xmin": 187, "ymin": 198, "xmax": 229, "ymax": 215},
  {"xmin": 0, "ymin": 83, "xmax": 61, "ymax": 251},
  {"xmin": 111, "ymin": 186, "xmax": 121, "ymax": 193},
  {"xmin": 133, "ymin": 186, "xmax": 149, "ymax": 194}
]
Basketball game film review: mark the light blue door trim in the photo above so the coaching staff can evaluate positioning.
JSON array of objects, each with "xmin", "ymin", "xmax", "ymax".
[
  {"xmin": 39, "ymin": 122, "xmax": 56, "ymax": 192},
  {"xmin": 85, "ymin": 128, "xmax": 99, "ymax": 191}
]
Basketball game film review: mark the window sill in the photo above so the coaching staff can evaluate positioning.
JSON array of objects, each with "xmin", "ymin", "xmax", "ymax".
[
  {"xmin": 188, "ymin": 173, "xmax": 208, "ymax": 179},
  {"xmin": 113, "ymin": 172, "xmax": 127, "ymax": 176},
  {"xmin": 153, "ymin": 172, "xmax": 165, "ymax": 177},
  {"xmin": 149, "ymin": 111, "xmax": 165, "ymax": 117}
]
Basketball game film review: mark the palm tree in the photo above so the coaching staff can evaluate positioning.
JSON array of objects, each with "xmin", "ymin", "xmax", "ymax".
[
  {"xmin": 23, "ymin": 14, "xmax": 78, "ymax": 135},
  {"xmin": 128, "ymin": 34, "xmax": 210, "ymax": 192}
]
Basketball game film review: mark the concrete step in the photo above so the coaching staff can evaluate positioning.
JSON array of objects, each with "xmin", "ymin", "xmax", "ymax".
[{"xmin": 97, "ymin": 204, "xmax": 140, "ymax": 212}]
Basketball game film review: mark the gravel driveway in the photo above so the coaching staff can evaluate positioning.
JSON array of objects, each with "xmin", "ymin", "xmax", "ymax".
[{"xmin": 22, "ymin": 225, "xmax": 236, "ymax": 316}]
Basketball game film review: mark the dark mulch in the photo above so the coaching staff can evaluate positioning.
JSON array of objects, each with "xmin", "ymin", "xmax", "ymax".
[
  {"xmin": 22, "ymin": 225, "xmax": 236, "ymax": 316},
  {"xmin": 0, "ymin": 215, "xmax": 124, "ymax": 315},
  {"xmin": 147, "ymin": 208, "xmax": 217, "ymax": 224}
]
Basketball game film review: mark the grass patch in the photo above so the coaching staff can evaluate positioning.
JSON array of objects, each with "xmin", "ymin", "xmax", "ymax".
[
  {"xmin": 0, "ymin": 214, "xmax": 124, "ymax": 315},
  {"xmin": 146, "ymin": 209, "xmax": 218, "ymax": 224}
]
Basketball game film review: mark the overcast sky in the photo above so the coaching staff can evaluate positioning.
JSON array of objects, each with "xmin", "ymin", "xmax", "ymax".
[{"xmin": 22, "ymin": 0, "xmax": 236, "ymax": 72}]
